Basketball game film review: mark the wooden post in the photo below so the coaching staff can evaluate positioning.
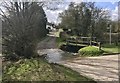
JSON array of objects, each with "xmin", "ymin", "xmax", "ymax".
[
  {"xmin": 89, "ymin": 37, "xmax": 92, "ymax": 46},
  {"xmin": 90, "ymin": 40, "xmax": 92, "ymax": 46},
  {"xmin": 76, "ymin": 38, "xmax": 77, "ymax": 46},
  {"xmin": 98, "ymin": 42, "xmax": 101, "ymax": 50},
  {"xmin": 66, "ymin": 39, "xmax": 68, "ymax": 45}
]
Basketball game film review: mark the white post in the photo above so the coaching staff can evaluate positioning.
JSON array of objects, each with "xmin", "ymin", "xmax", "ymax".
[{"xmin": 109, "ymin": 25, "xmax": 112, "ymax": 45}]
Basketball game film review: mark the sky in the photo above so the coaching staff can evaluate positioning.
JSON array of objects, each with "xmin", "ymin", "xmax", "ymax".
[
  {"xmin": 43, "ymin": 0, "xmax": 119, "ymax": 24},
  {"xmin": 0, "ymin": 0, "xmax": 119, "ymax": 24}
]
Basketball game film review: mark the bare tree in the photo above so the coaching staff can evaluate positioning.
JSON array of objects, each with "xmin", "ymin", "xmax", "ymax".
[{"xmin": 1, "ymin": 1, "xmax": 47, "ymax": 60}]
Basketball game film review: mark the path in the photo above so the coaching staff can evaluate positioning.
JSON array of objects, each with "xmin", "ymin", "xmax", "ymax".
[
  {"xmin": 37, "ymin": 36, "xmax": 57, "ymax": 49},
  {"xmin": 59, "ymin": 54, "xmax": 119, "ymax": 81}
]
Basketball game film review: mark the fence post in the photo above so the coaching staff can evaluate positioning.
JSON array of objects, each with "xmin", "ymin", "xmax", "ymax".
[
  {"xmin": 66, "ymin": 39, "xmax": 68, "ymax": 45},
  {"xmin": 98, "ymin": 42, "xmax": 101, "ymax": 50}
]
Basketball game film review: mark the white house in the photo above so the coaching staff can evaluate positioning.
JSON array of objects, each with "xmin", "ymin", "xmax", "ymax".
[{"xmin": 46, "ymin": 24, "xmax": 56, "ymax": 31}]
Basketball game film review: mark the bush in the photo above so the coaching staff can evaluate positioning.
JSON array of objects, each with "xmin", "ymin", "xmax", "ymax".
[
  {"xmin": 2, "ymin": 2, "xmax": 47, "ymax": 60},
  {"xmin": 78, "ymin": 46, "xmax": 104, "ymax": 56}
]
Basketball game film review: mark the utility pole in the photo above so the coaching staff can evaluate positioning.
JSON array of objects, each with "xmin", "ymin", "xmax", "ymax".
[
  {"xmin": 107, "ymin": 23, "xmax": 112, "ymax": 45},
  {"xmin": 109, "ymin": 25, "xmax": 112, "ymax": 45}
]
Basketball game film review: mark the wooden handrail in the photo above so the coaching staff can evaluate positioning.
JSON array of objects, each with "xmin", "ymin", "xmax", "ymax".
[{"xmin": 66, "ymin": 38, "xmax": 100, "ymax": 46}]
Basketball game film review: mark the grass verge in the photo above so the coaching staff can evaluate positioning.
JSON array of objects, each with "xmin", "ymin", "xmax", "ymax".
[
  {"xmin": 2, "ymin": 58, "xmax": 96, "ymax": 82},
  {"xmin": 102, "ymin": 43, "xmax": 120, "ymax": 54}
]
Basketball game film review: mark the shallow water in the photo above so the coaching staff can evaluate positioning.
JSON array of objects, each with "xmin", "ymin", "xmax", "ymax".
[{"xmin": 38, "ymin": 49, "xmax": 78, "ymax": 63}]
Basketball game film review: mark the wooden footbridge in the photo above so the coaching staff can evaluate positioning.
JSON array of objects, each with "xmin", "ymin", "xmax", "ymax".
[
  {"xmin": 60, "ymin": 37, "xmax": 101, "ymax": 53},
  {"xmin": 66, "ymin": 37, "xmax": 101, "ymax": 47}
]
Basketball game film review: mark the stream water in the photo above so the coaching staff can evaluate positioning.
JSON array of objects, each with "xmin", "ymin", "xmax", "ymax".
[{"xmin": 37, "ymin": 49, "xmax": 78, "ymax": 63}]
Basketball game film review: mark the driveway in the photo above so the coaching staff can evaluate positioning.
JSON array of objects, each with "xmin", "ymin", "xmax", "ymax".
[{"xmin": 59, "ymin": 55, "xmax": 119, "ymax": 82}]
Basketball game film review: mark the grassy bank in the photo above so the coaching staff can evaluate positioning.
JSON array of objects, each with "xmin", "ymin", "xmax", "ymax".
[
  {"xmin": 78, "ymin": 46, "xmax": 104, "ymax": 56},
  {"xmin": 3, "ymin": 58, "xmax": 96, "ymax": 82},
  {"xmin": 102, "ymin": 44, "xmax": 120, "ymax": 54},
  {"xmin": 56, "ymin": 37, "xmax": 65, "ymax": 48}
]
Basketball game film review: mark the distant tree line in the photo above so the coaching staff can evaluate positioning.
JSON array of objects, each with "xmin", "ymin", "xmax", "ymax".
[{"xmin": 58, "ymin": 2, "xmax": 116, "ymax": 42}]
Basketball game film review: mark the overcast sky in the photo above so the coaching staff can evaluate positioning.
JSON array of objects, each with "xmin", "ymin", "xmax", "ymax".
[
  {"xmin": 0, "ymin": 0, "xmax": 119, "ymax": 24},
  {"xmin": 43, "ymin": 0, "xmax": 119, "ymax": 24}
]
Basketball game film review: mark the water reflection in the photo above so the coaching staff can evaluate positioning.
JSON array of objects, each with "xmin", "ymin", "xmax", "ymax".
[{"xmin": 38, "ymin": 49, "xmax": 78, "ymax": 63}]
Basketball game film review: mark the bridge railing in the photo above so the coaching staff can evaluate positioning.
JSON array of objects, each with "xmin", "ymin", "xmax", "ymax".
[{"xmin": 66, "ymin": 37, "xmax": 101, "ymax": 50}]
